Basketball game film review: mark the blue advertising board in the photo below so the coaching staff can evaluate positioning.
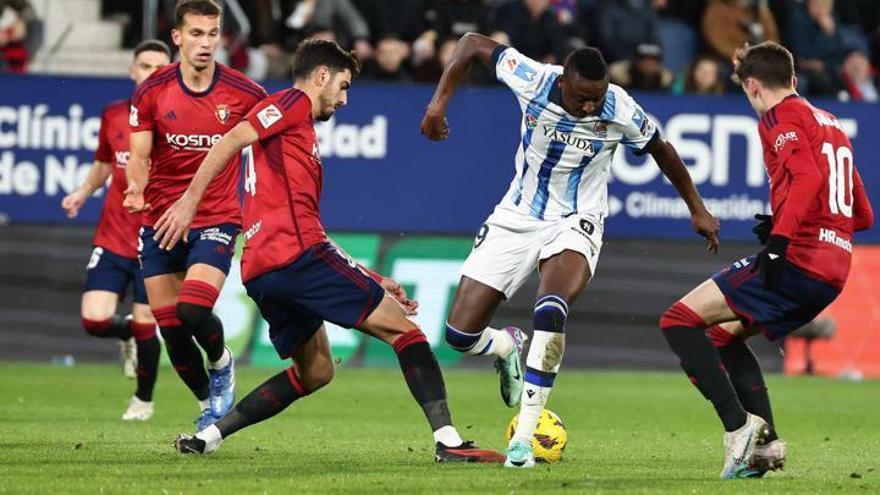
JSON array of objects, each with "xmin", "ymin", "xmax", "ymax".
[{"xmin": 1, "ymin": 72, "xmax": 877, "ymax": 242}]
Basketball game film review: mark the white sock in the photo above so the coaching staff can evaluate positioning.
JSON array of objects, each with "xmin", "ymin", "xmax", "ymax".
[
  {"xmin": 433, "ymin": 425, "xmax": 464, "ymax": 447},
  {"xmin": 513, "ymin": 330, "xmax": 565, "ymax": 444},
  {"xmin": 197, "ymin": 424, "xmax": 222, "ymax": 442},
  {"xmin": 198, "ymin": 399, "xmax": 210, "ymax": 411},
  {"xmin": 208, "ymin": 347, "xmax": 231, "ymax": 370},
  {"xmin": 466, "ymin": 327, "xmax": 514, "ymax": 358}
]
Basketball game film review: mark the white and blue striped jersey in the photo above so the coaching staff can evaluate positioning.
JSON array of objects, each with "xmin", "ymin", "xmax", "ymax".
[{"xmin": 492, "ymin": 46, "xmax": 659, "ymax": 220}]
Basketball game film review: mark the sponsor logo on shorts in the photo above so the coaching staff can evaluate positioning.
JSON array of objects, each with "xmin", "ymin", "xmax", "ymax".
[{"xmin": 199, "ymin": 227, "xmax": 233, "ymax": 245}]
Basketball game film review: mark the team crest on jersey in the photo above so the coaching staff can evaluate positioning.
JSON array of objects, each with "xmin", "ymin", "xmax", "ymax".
[
  {"xmin": 215, "ymin": 104, "xmax": 230, "ymax": 124},
  {"xmin": 525, "ymin": 114, "xmax": 538, "ymax": 130}
]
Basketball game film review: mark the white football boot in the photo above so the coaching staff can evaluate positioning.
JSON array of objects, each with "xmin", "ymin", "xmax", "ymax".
[
  {"xmin": 720, "ymin": 413, "xmax": 769, "ymax": 479},
  {"xmin": 121, "ymin": 396, "xmax": 154, "ymax": 421}
]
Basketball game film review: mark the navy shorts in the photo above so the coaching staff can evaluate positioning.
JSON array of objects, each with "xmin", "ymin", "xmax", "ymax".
[
  {"xmin": 244, "ymin": 242, "xmax": 385, "ymax": 359},
  {"xmin": 139, "ymin": 223, "xmax": 239, "ymax": 278},
  {"xmin": 84, "ymin": 246, "xmax": 148, "ymax": 304},
  {"xmin": 712, "ymin": 255, "xmax": 840, "ymax": 341}
]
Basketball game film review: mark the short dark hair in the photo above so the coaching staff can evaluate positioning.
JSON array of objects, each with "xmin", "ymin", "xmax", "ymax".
[
  {"xmin": 733, "ymin": 42, "xmax": 794, "ymax": 89},
  {"xmin": 563, "ymin": 47, "xmax": 608, "ymax": 81},
  {"xmin": 175, "ymin": 0, "xmax": 222, "ymax": 28},
  {"xmin": 292, "ymin": 39, "xmax": 360, "ymax": 80},
  {"xmin": 133, "ymin": 39, "xmax": 172, "ymax": 60}
]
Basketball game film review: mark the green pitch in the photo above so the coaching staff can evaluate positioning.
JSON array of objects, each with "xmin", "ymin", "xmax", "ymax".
[{"xmin": 0, "ymin": 363, "xmax": 877, "ymax": 494}]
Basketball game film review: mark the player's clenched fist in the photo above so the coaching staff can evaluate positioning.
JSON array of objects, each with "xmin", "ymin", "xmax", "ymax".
[
  {"xmin": 61, "ymin": 190, "xmax": 87, "ymax": 218},
  {"xmin": 420, "ymin": 106, "xmax": 450, "ymax": 141}
]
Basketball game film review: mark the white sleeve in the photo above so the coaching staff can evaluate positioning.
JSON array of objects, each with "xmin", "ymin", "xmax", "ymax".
[
  {"xmin": 492, "ymin": 46, "xmax": 556, "ymax": 100},
  {"xmin": 618, "ymin": 93, "xmax": 659, "ymax": 155}
]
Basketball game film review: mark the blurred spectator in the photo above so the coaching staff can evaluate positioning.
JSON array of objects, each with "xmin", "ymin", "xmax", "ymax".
[
  {"xmin": 0, "ymin": 0, "xmax": 34, "ymax": 72},
  {"xmin": 702, "ymin": 0, "xmax": 780, "ymax": 63},
  {"xmin": 788, "ymin": 0, "xmax": 849, "ymax": 95},
  {"xmin": 354, "ymin": 0, "xmax": 429, "ymax": 42},
  {"xmin": 609, "ymin": 43, "xmax": 674, "ymax": 91},
  {"xmin": 592, "ymin": 0, "xmax": 660, "ymax": 63},
  {"xmin": 411, "ymin": 1, "xmax": 492, "ymax": 75},
  {"xmin": 839, "ymin": 49, "xmax": 878, "ymax": 101},
  {"xmin": 493, "ymin": 0, "xmax": 566, "ymax": 63},
  {"xmin": 250, "ymin": 0, "xmax": 371, "ymax": 79},
  {"xmin": 682, "ymin": 54, "xmax": 726, "ymax": 94},
  {"xmin": 361, "ymin": 34, "xmax": 413, "ymax": 82},
  {"xmin": 653, "ymin": 0, "xmax": 704, "ymax": 24}
]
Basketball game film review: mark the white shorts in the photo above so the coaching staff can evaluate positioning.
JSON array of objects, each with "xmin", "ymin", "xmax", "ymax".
[{"xmin": 460, "ymin": 207, "xmax": 603, "ymax": 299}]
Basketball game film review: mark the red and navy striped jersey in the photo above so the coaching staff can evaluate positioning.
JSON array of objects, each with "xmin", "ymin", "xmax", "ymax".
[
  {"xmin": 239, "ymin": 88, "xmax": 328, "ymax": 283},
  {"xmin": 758, "ymin": 95, "xmax": 873, "ymax": 289},
  {"xmin": 92, "ymin": 99, "xmax": 141, "ymax": 259},
  {"xmin": 130, "ymin": 62, "xmax": 267, "ymax": 228}
]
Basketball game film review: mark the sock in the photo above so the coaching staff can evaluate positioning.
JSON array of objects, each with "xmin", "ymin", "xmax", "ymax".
[
  {"xmin": 214, "ymin": 366, "xmax": 308, "ymax": 438},
  {"xmin": 660, "ymin": 303, "xmax": 747, "ymax": 432},
  {"xmin": 131, "ymin": 321, "xmax": 159, "ymax": 402},
  {"xmin": 209, "ymin": 347, "xmax": 231, "ymax": 370},
  {"xmin": 710, "ymin": 325, "xmax": 778, "ymax": 442},
  {"xmin": 445, "ymin": 323, "xmax": 514, "ymax": 358},
  {"xmin": 177, "ymin": 280, "xmax": 225, "ymax": 363},
  {"xmin": 154, "ymin": 305, "xmax": 210, "ymax": 401},
  {"xmin": 393, "ymin": 329, "xmax": 457, "ymax": 435},
  {"xmin": 82, "ymin": 315, "xmax": 132, "ymax": 340},
  {"xmin": 514, "ymin": 294, "xmax": 567, "ymax": 444},
  {"xmin": 433, "ymin": 425, "xmax": 464, "ymax": 447}
]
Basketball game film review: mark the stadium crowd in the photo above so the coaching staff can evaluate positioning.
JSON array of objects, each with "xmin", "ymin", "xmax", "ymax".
[{"xmin": 4, "ymin": 0, "xmax": 880, "ymax": 101}]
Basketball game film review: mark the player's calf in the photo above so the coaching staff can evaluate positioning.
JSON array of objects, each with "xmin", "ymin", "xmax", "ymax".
[
  {"xmin": 177, "ymin": 364, "xmax": 320, "ymax": 454},
  {"xmin": 511, "ymin": 295, "xmax": 567, "ymax": 448},
  {"xmin": 363, "ymin": 297, "xmax": 501, "ymax": 460},
  {"xmin": 660, "ymin": 302, "xmax": 748, "ymax": 433},
  {"xmin": 155, "ymin": 305, "xmax": 210, "ymax": 410}
]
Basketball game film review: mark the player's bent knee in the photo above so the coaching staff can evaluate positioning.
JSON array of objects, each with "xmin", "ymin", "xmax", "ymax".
[
  {"xmin": 81, "ymin": 318, "xmax": 113, "ymax": 336},
  {"xmin": 299, "ymin": 364, "xmax": 334, "ymax": 392},
  {"xmin": 534, "ymin": 294, "xmax": 569, "ymax": 333},
  {"xmin": 707, "ymin": 324, "xmax": 742, "ymax": 348},
  {"xmin": 153, "ymin": 305, "xmax": 182, "ymax": 329},
  {"xmin": 176, "ymin": 302, "xmax": 213, "ymax": 329},
  {"xmin": 660, "ymin": 301, "xmax": 708, "ymax": 330},
  {"xmin": 177, "ymin": 280, "xmax": 220, "ymax": 310}
]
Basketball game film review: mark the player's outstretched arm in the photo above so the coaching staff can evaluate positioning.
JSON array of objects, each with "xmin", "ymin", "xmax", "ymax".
[
  {"xmin": 61, "ymin": 161, "xmax": 112, "ymax": 218},
  {"xmin": 153, "ymin": 121, "xmax": 260, "ymax": 250},
  {"xmin": 123, "ymin": 130, "xmax": 153, "ymax": 213},
  {"xmin": 421, "ymin": 33, "xmax": 500, "ymax": 141},
  {"xmin": 647, "ymin": 137, "xmax": 720, "ymax": 252}
]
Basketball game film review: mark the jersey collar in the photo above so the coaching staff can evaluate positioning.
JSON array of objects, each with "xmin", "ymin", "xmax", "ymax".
[{"xmin": 177, "ymin": 62, "xmax": 222, "ymax": 98}]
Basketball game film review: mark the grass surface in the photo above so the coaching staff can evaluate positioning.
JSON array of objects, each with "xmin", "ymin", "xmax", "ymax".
[{"xmin": 0, "ymin": 363, "xmax": 877, "ymax": 494}]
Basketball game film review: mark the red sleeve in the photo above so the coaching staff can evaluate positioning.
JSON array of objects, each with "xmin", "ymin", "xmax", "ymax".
[
  {"xmin": 769, "ymin": 121, "xmax": 825, "ymax": 239},
  {"xmin": 245, "ymin": 89, "xmax": 311, "ymax": 141},
  {"xmin": 93, "ymin": 108, "xmax": 113, "ymax": 163},
  {"xmin": 853, "ymin": 168, "xmax": 874, "ymax": 232},
  {"xmin": 129, "ymin": 86, "xmax": 156, "ymax": 133}
]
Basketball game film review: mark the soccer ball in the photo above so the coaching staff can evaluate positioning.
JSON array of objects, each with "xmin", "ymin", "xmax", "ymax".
[{"xmin": 506, "ymin": 409, "xmax": 567, "ymax": 463}]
